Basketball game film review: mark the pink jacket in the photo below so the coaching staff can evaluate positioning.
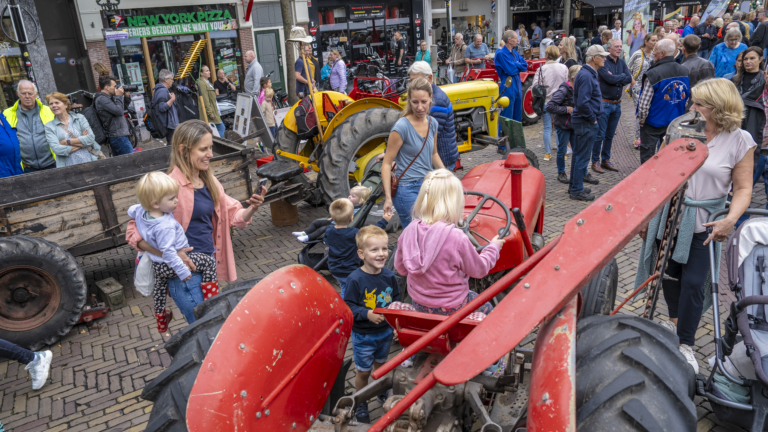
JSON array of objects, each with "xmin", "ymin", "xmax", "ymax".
[
  {"xmin": 126, "ymin": 166, "xmax": 251, "ymax": 282},
  {"xmin": 394, "ymin": 220, "xmax": 500, "ymax": 309}
]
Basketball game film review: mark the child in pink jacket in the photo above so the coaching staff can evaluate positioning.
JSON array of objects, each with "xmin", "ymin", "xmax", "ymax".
[{"xmin": 394, "ymin": 169, "xmax": 505, "ymax": 315}]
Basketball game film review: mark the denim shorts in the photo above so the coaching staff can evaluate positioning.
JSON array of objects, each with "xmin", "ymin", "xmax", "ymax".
[{"xmin": 351, "ymin": 328, "xmax": 393, "ymax": 371}]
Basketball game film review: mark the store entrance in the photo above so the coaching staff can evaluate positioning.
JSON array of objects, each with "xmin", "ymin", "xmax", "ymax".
[{"xmin": 254, "ymin": 29, "xmax": 285, "ymax": 93}]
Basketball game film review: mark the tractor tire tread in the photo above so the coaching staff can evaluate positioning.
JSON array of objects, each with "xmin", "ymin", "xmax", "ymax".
[{"xmin": 579, "ymin": 259, "xmax": 618, "ymax": 318}]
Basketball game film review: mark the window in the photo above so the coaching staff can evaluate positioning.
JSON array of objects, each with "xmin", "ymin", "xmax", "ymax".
[{"xmin": 253, "ymin": 3, "xmax": 282, "ymax": 29}]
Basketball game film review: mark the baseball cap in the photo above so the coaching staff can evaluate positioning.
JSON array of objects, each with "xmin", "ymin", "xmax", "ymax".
[{"xmin": 585, "ymin": 45, "xmax": 610, "ymax": 57}]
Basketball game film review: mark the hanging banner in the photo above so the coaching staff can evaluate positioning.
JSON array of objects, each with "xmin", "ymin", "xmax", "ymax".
[
  {"xmin": 701, "ymin": 0, "xmax": 730, "ymax": 21},
  {"xmin": 623, "ymin": 2, "xmax": 651, "ymax": 60},
  {"xmin": 125, "ymin": 20, "xmax": 238, "ymax": 38}
]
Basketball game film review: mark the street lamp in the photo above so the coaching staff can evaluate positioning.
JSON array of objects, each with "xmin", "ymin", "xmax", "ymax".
[{"xmin": 96, "ymin": 0, "xmax": 129, "ymax": 81}]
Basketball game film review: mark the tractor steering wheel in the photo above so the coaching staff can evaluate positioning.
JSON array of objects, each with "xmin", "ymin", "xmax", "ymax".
[
  {"xmin": 458, "ymin": 191, "xmax": 513, "ymax": 252},
  {"xmin": 382, "ymin": 76, "xmax": 409, "ymax": 99}
]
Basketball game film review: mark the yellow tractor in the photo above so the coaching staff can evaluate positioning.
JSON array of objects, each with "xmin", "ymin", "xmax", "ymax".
[{"xmin": 271, "ymin": 79, "xmax": 533, "ymax": 203}]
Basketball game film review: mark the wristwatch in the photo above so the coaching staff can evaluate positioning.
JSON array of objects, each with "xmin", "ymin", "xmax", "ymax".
[{"xmin": 66, "ymin": 139, "xmax": 71, "ymax": 145}]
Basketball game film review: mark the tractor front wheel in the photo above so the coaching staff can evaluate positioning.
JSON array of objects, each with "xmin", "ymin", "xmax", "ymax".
[
  {"xmin": 521, "ymin": 79, "xmax": 540, "ymax": 126},
  {"xmin": 575, "ymin": 314, "xmax": 696, "ymax": 432},
  {"xmin": 578, "ymin": 258, "xmax": 618, "ymax": 318}
]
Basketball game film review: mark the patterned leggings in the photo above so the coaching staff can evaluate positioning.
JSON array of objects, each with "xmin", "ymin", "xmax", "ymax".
[
  {"xmin": 412, "ymin": 291, "xmax": 493, "ymax": 316},
  {"xmin": 151, "ymin": 253, "xmax": 217, "ymax": 315}
]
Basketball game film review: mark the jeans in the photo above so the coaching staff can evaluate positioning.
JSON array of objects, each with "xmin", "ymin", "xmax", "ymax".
[
  {"xmin": 542, "ymin": 111, "xmax": 553, "ymax": 154},
  {"xmin": 593, "ymin": 102, "xmax": 621, "ymax": 163},
  {"xmin": 214, "ymin": 122, "xmax": 226, "ymax": 138},
  {"xmin": 531, "ymin": 40, "xmax": 541, "ymax": 47},
  {"xmin": 166, "ymin": 128, "xmax": 175, "ymax": 146},
  {"xmin": 393, "ymin": 180, "xmax": 423, "ymax": 229},
  {"xmin": 108, "ymin": 136, "xmax": 134, "ymax": 156},
  {"xmin": 569, "ymin": 121, "xmax": 597, "ymax": 195},
  {"xmin": 555, "ymin": 127, "xmax": 573, "ymax": 174},
  {"xmin": 639, "ymin": 124, "xmax": 667, "ymax": 164},
  {"xmin": 22, "ymin": 163, "xmax": 54, "ymax": 173},
  {"xmin": 168, "ymin": 272, "xmax": 205, "ymax": 324},
  {"xmin": 351, "ymin": 328, "xmax": 394, "ymax": 371},
  {"xmin": 269, "ymin": 126, "xmax": 277, "ymax": 137},
  {"xmin": 0, "ymin": 338, "xmax": 34, "ymax": 364},
  {"xmin": 737, "ymin": 154, "xmax": 768, "ymax": 226},
  {"xmin": 698, "ymin": 49, "xmax": 710, "ymax": 60},
  {"xmin": 661, "ymin": 232, "xmax": 709, "ymax": 346},
  {"xmin": 336, "ymin": 276, "xmax": 348, "ymax": 299}
]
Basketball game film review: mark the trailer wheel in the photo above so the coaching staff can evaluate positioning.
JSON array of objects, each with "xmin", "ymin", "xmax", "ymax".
[
  {"xmin": 505, "ymin": 147, "xmax": 540, "ymax": 170},
  {"xmin": 318, "ymin": 107, "xmax": 401, "ymax": 202},
  {"xmin": 521, "ymin": 80, "xmax": 540, "ymax": 126},
  {"xmin": 575, "ymin": 314, "xmax": 696, "ymax": 432},
  {"xmin": 578, "ymin": 258, "xmax": 618, "ymax": 318},
  {"xmin": 0, "ymin": 236, "xmax": 87, "ymax": 350}
]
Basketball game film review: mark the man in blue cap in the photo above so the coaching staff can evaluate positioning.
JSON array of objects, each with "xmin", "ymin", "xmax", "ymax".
[{"xmin": 495, "ymin": 30, "xmax": 529, "ymax": 126}]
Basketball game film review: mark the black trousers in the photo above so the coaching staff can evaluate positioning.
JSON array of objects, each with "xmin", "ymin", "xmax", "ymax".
[
  {"xmin": 305, "ymin": 218, "xmax": 332, "ymax": 241},
  {"xmin": 165, "ymin": 128, "xmax": 175, "ymax": 146},
  {"xmin": 639, "ymin": 124, "xmax": 667, "ymax": 165},
  {"xmin": 0, "ymin": 338, "xmax": 34, "ymax": 364},
  {"xmin": 661, "ymin": 231, "xmax": 710, "ymax": 346}
]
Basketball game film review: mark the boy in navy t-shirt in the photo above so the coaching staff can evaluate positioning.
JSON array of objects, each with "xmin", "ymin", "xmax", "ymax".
[
  {"xmin": 326, "ymin": 198, "xmax": 390, "ymax": 297},
  {"xmin": 342, "ymin": 225, "xmax": 400, "ymax": 424}
]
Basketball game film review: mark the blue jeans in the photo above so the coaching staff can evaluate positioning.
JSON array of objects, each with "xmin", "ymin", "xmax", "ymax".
[
  {"xmin": 737, "ymin": 154, "xmax": 768, "ymax": 226},
  {"xmin": 698, "ymin": 49, "xmax": 710, "ymax": 60},
  {"xmin": 109, "ymin": 136, "xmax": 134, "ymax": 156},
  {"xmin": 214, "ymin": 122, "xmax": 226, "ymax": 138},
  {"xmin": 531, "ymin": 40, "xmax": 541, "ymax": 47},
  {"xmin": 0, "ymin": 338, "xmax": 34, "ymax": 364},
  {"xmin": 168, "ymin": 272, "xmax": 205, "ymax": 323},
  {"xmin": 555, "ymin": 127, "xmax": 573, "ymax": 174},
  {"xmin": 393, "ymin": 180, "xmax": 423, "ymax": 229},
  {"xmin": 542, "ymin": 111, "xmax": 553, "ymax": 154},
  {"xmin": 351, "ymin": 328, "xmax": 394, "ymax": 371},
  {"xmin": 593, "ymin": 102, "xmax": 621, "ymax": 163},
  {"xmin": 336, "ymin": 276, "xmax": 348, "ymax": 299},
  {"xmin": 570, "ymin": 121, "xmax": 597, "ymax": 195},
  {"xmin": 269, "ymin": 126, "xmax": 277, "ymax": 137}
]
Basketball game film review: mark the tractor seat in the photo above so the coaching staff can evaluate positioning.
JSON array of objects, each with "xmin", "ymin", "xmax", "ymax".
[
  {"xmin": 374, "ymin": 302, "xmax": 486, "ymax": 355},
  {"xmin": 256, "ymin": 159, "xmax": 304, "ymax": 183}
]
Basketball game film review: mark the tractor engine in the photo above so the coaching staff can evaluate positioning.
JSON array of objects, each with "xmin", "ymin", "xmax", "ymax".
[{"xmin": 454, "ymin": 107, "xmax": 489, "ymax": 138}]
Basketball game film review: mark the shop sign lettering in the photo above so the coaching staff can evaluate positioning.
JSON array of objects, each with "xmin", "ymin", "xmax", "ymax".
[
  {"xmin": 126, "ymin": 10, "xmax": 234, "ymax": 27},
  {"xmin": 124, "ymin": 20, "xmax": 238, "ymax": 38}
]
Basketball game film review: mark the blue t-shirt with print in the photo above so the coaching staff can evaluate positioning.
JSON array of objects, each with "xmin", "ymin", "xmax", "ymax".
[{"xmin": 343, "ymin": 267, "xmax": 401, "ymax": 334}]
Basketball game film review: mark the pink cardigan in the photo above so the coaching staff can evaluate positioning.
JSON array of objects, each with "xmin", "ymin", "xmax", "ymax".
[{"xmin": 126, "ymin": 166, "xmax": 251, "ymax": 282}]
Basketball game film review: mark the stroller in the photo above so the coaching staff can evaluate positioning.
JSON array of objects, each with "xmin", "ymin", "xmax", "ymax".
[{"xmin": 700, "ymin": 208, "xmax": 768, "ymax": 431}]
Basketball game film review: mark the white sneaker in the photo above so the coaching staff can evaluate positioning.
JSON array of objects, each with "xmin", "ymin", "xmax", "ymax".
[
  {"xmin": 25, "ymin": 350, "xmax": 52, "ymax": 390},
  {"xmin": 658, "ymin": 319, "xmax": 676, "ymax": 334},
  {"xmin": 566, "ymin": 147, "xmax": 573, "ymax": 155},
  {"xmin": 298, "ymin": 235, "xmax": 309, "ymax": 243},
  {"xmin": 401, "ymin": 357, "xmax": 414, "ymax": 368},
  {"xmin": 292, "ymin": 231, "xmax": 306, "ymax": 238},
  {"xmin": 679, "ymin": 344, "xmax": 699, "ymax": 374}
]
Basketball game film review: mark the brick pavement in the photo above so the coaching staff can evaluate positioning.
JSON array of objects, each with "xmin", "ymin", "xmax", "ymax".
[{"xmin": 0, "ymin": 99, "xmax": 762, "ymax": 431}]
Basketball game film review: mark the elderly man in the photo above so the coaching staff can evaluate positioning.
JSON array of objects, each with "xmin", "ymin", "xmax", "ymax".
[
  {"xmin": 694, "ymin": 15, "xmax": 716, "ymax": 59},
  {"xmin": 408, "ymin": 61, "xmax": 459, "ymax": 169},
  {"xmin": 680, "ymin": 35, "xmax": 715, "ymax": 90},
  {"xmin": 465, "ymin": 34, "xmax": 492, "ymax": 69},
  {"xmin": 495, "ymin": 30, "xmax": 529, "ymax": 125},
  {"xmin": 664, "ymin": 33, "xmax": 684, "ymax": 62},
  {"xmin": 295, "ymin": 44, "xmax": 320, "ymax": 98},
  {"xmin": 3, "ymin": 80, "xmax": 54, "ymax": 172},
  {"xmin": 447, "ymin": 33, "xmax": 467, "ymax": 83},
  {"xmin": 530, "ymin": 22, "xmax": 543, "ymax": 47},
  {"xmin": 150, "ymin": 70, "xmax": 179, "ymax": 145},
  {"xmin": 683, "ymin": 16, "xmax": 699, "ymax": 37},
  {"xmin": 751, "ymin": 11, "xmax": 768, "ymax": 60},
  {"xmin": 570, "ymin": 45, "xmax": 609, "ymax": 202},
  {"xmin": 637, "ymin": 38, "xmax": 690, "ymax": 164},
  {"xmin": 243, "ymin": 50, "xmax": 263, "ymax": 97},
  {"xmin": 612, "ymin": 19, "xmax": 623, "ymax": 40},
  {"xmin": 591, "ymin": 25, "xmax": 607, "ymax": 45},
  {"xmin": 592, "ymin": 38, "xmax": 632, "ymax": 174}
]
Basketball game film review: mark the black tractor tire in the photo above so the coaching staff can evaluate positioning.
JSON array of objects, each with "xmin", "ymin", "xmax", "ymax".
[
  {"xmin": 317, "ymin": 107, "xmax": 401, "ymax": 202},
  {"xmin": 192, "ymin": 278, "xmax": 261, "ymax": 321},
  {"xmin": 0, "ymin": 236, "xmax": 87, "ymax": 350},
  {"xmin": 579, "ymin": 259, "xmax": 618, "ymax": 318},
  {"xmin": 504, "ymin": 147, "xmax": 540, "ymax": 170},
  {"xmin": 520, "ymin": 80, "xmax": 540, "ymax": 126},
  {"xmin": 576, "ymin": 314, "xmax": 696, "ymax": 432}
]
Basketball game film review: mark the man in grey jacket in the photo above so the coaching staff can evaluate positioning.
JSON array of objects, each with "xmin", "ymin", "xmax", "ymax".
[
  {"xmin": 3, "ymin": 80, "xmax": 55, "ymax": 172},
  {"xmin": 93, "ymin": 75, "xmax": 133, "ymax": 156},
  {"xmin": 243, "ymin": 50, "xmax": 263, "ymax": 97},
  {"xmin": 679, "ymin": 35, "xmax": 715, "ymax": 93},
  {"xmin": 150, "ymin": 69, "xmax": 179, "ymax": 145}
]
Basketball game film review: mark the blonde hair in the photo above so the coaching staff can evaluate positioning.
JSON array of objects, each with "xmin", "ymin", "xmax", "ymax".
[
  {"xmin": 568, "ymin": 65, "xmax": 582, "ymax": 83},
  {"xmin": 168, "ymin": 120, "xmax": 220, "ymax": 206},
  {"xmin": 136, "ymin": 171, "xmax": 179, "ymax": 211},
  {"xmin": 691, "ymin": 78, "xmax": 744, "ymax": 134},
  {"xmin": 329, "ymin": 198, "xmax": 354, "ymax": 224},
  {"xmin": 560, "ymin": 37, "xmax": 577, "ymax": 61},
  {"xmin": 401, "ymin": 77, "xmax": 432, "ymax": 118},
  {"xmin": 45, "ymin": 92, "xmax": 71, "ymax": 111},
  {"xmin": 411, "ymin": 169, "xmax": 464, "ymax": 225},
  {"xmin": 545, "ymin": 45, "xmax": 560, "ymax": 61},
  {"xmin": 265, "ymin": 87, "xmax": 274, "ymax": 99},
  {"xmin": 356, "ymin": 225, "xmax": 388, "ymax": 249},
  {"xmin": 350, "ymin": 185, "xmax": 372, "ymax": 204}
]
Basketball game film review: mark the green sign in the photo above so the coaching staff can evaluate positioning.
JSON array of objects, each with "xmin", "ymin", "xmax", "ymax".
[
  {"xmin": 126, "ymin": 11, "xmax": 234, "ymax": 27},
  {"xmin": 125, "ymin": 19, "xmax": 238, "ymax": 38}
]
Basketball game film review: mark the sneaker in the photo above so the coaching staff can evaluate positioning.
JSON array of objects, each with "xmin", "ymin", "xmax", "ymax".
[
  {"xmin": 25, "ymin": 350, "xmax": 52, "ymax": 390},
  {"xmin": 679, "ymin": 344, "xmax": 699, "ymax": 374},
  {"xmin": 376, "ymin": 390, "xmax": 391, "ymax": 405},
  {"xmin": 544, "ymin": 153, "xmax": 551, "ymax": 161},
  {"xmin": 292, "ymin": 231, "xmax": 305, "ymax": 237},
  {"xmin": 659, "ymin": 319, "xmax": 676, "ymax": 334},
  {"xmin": 566, "ymin": 147, "xmax": 573, "ymax": 155},
  {"xmin": 401, "ymin": 357, "xmax": 414, "ymax": 368},
  {"xmin": 557, "ymin": 172, "xmax": 569, "ymax": 184},
  {"xmin": 570, "ymin": 192, "xmax": 595, "ymax": 201},
  {"xmin": 356, "ymin": 401, "xmax": 371, "ymax": 423},
  {"xmin": 583, "ymin": 174, "xmax": 600, "ymax": 185}
]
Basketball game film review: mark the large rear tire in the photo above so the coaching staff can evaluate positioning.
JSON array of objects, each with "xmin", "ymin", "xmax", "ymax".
[
  {"xmin": 576, "ymin": 314, "xmax": 696, "ymax": 432},
  {"xmin": 317, "ymin": 107, "xmax": 400, "ymax": 202},
  {"xmin": 521, "ymin": 79, "xmax": 540, "ymax": 126},
  {"xmin": 0, "ymin": 236, "xmax": 87, "ymax": 350},
  {"xmin": 579, "ymin": 259, "xmax": 618, "ymax": 318}
]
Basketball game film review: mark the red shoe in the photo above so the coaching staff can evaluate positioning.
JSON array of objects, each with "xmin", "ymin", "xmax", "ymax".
[{"xmin": 201, "ymin": 281, "xmax": 220, "ymax": 299}]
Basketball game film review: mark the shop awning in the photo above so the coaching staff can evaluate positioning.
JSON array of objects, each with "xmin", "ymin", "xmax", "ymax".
[{"xmin": 582, "ymin": 0, "xmax": 623, "ymax": 15}]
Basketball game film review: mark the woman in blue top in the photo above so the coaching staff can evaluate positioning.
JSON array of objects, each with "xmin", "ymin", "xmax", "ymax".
[
  {"xmin": 415, "ymin": 40, "xmax": 431, "ymax": 64},
  {"xmin": 0, "ymin": 110, "xmax": 21, "ymax": 178},
  {"xmin": 711, "ymin": 27, "xmax": 748, "ymax": 78},
  {"xmin": 382, "ymin": 78, "xmax": 445, "ymax": 229}
]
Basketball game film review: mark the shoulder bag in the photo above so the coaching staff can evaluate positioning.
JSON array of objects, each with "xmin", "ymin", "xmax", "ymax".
[
  {"xmin": 532, "ymin": 65, "xmax": 548, "ymax": 116},
  {"xmin": 390, "ymin": 124, "xmax": 430, "ymax": 198}
]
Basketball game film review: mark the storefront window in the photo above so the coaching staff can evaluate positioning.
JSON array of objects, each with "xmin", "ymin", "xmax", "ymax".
[
  {"xmin": 212, "ymin": 31, "xmax": 244, "ymax": 88},
  {"xmin": 319, "ymin": 7, "xmax": 350, "ymax": 64},
  {"xmin": 0, "ymin": 17, "xmax": 25, "ymax": 109}
]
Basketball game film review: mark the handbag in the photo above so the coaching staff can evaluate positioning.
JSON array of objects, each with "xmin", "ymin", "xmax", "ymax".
[
  {"xmin": 532, "ymin": 65, "xmax": 548, "ymax": 116},
  {"xmin": 134, "ymin": 252, "xmax": 155, "ymax": 297},
  {"xmin": 390, "ymin": 128, "xmax": 430, "ymax": 198}
]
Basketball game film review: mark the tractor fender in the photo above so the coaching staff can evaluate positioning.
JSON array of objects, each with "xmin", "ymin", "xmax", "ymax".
[
  {"xmin": 320, "ymin": 97, "xmax": 402, "ymax": 142},
  {"xmin": 281, "ymin": 91, "xmax": 355, "ymax": 135},
  {"xmin": 520, "ymin": 71, "xmax": 531, "ymax": 82},
  {"xmin": 186, "ymin": 265, "xmax": 353, "ymax": 432}
]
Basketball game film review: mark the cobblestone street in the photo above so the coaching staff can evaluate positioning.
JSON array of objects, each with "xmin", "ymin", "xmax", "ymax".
[{"xmin": 0, "ymin": 99, "xmax": 762, "ymax": 431}]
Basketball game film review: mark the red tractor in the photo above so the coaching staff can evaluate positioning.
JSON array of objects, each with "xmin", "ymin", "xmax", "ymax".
[{"xmin": 138, "ymin": 138, "xmax": 706, "ymax": 432}]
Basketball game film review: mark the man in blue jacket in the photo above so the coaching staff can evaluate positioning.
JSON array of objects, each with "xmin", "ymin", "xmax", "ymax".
[
  {"xmin": 570, "ymin": 45, "xmax": 609, "ymax": 202},
  {"xmin": 408, "ymin": 61, "xmax": 459, "ymax": 170},
  {"xmin": 495, "ymin": 30, "xmax": 529, "ymax": 125},
  {"xmin": 592, "ymin": 38, "xmax": 633, "ymax": 174},
  {"xmin": 637, "ymin": 39, "xmax": 690, "ymax": 164}
]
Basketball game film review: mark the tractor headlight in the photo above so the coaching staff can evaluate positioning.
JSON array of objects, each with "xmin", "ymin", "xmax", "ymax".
[{"xmin": 497, "ymin": 96, "xmax": 510, "ymax": 108}]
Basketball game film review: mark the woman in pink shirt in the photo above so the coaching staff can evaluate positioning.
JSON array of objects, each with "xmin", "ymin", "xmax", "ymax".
[
  {"xmin": 394, "ymin": 169, "xmax": 505, "ymax": 315},
  {"xmin": 126, "ymin": 120, "xmax": 266, "ymax": 323}
]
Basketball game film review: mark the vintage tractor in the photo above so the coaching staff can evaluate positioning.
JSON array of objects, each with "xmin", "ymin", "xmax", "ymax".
[{"xmin": 140, "ymin": 136, "xmax": 707, "ymax": 432}]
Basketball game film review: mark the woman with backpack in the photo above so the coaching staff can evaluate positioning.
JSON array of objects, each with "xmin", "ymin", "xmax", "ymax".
[
  {"xmin": 546, "ymin": 65, "xmax": 581, "ymax": 184},
  {"xmin": 532, "ymin": 45, "xmax": 568, "ymax": 162}
]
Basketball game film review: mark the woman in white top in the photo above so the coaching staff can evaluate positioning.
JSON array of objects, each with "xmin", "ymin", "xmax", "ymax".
[
  {"xmin": 654, "ymin": 78, "xmax": 754, "ymax": 372},
  {"xmin": 532, "ymin": 45, "xmax": 568, "ymax": 162}
]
